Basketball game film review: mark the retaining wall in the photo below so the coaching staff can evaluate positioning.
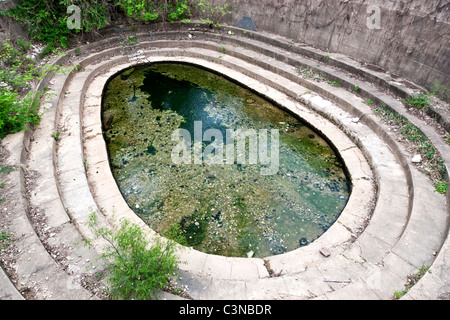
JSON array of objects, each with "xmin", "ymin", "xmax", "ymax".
[{"xmin": 217, "ymin": 0, "xmax": 450, "ymax": 94}]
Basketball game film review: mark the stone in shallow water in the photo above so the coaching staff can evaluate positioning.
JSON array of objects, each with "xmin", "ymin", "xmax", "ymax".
[{"xmin": 299, "ymin": 238, "xmax": 309, "ymax": 247}]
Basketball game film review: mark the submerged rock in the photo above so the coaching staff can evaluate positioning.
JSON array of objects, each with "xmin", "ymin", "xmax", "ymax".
[{"xmin": 299, "ymin": 238, "xmax": 309, "ymax": 247}]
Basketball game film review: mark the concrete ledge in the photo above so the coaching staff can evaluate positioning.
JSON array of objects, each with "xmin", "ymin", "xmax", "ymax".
[{"xmin": 1, "ymin": 24, "xmax": 448, "ymax": 300}]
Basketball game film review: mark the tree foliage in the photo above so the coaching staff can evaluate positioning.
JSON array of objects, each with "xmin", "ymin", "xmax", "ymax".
[
  {"xmin": 0, "ymin": 0, "xmax": 232, "ymax": 138},
  {"xmin": 87, "ymin": 213, "xmax": 181, "ymax": 300}
]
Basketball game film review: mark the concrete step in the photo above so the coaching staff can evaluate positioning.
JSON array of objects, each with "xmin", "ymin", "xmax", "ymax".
[
  {"xmin": 71, "ymin": 44, "xmax": 419, "ymax": 299},
  {"xmin": 1, "ymin": 25, "xmax": 447, "ymax": 300}
]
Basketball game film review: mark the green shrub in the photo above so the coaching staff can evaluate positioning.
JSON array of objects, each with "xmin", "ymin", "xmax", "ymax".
[
  {"xmin": 0, "ymin": 38, "xmax": 68, "ymax": 138},
  {"xmin": 403, "ymin": 93, "xmax": 431, "ymax": 111},
  {"xmin": 4, "ymin": 1, "xmax": 231, "ymax": 54},
  {"xmin": 116, "ymin": 0, "xmax": 192, "ymax": 22},
  {"xmin": 0, "ymin": 88, "xmax": 42, "ymax": 138},
  {"xmin": 116, "ymin": 0, "xmax": 231, "ymax": 25},
  {"xmin": 4, "ymin": 0, "xmax": 108, "ymax": 56},
  {"xmin": 328, "ymin": 80, "xmax": 340, "ymax": 87},
  {"xmin": 428, "ymin": 79, "xmax": 449, "ymax": 102},
  {"xmin": 87, "ymin": 213, "xmax": 181, "ymax": 300},
  {"xmin": 435, "ymin": 181, "xmax": 448, "ymax": 195},
  {"xmin": 394, "ymin": 265, "xmax": 430, "ymax": 300},
  {"xmin": 374, "ymin": 105, "xmax": 447, "ymax": 194},
  {"xmin": 16, "ymin": 37, "xmax": 31, "ymax": 52}
]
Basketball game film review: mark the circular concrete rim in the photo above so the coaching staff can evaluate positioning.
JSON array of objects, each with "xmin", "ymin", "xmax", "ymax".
[
  {"xmin": 2, "ymin": 24, "xmax": 446, "ymax": 300},
  {"xmin": 82, "ymin": 55, "xmax": 375, "ymax": 276},
  {"xmin": 1, "ymin": 20, "xmax": 448, "ymax": 300},
  {"xmin": 42, "ymin": 33, "xmax": 448, "ymax": 298}
]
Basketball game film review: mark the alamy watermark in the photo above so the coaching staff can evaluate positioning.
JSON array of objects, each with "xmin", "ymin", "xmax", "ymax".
[
  {"xmin": 366, "ymin": 5, "xmax": 381, "ymax": 30},
  {"xmin": 66, "ymin": 4, "xmax": 381, "ymax": 31},
  {"xmin": 67, "ymin": 5, "xmax": 81, "ymax": 30},
  {"xmin": 171, "ymin": 121, "xmax": 280, "ymax": 176}
]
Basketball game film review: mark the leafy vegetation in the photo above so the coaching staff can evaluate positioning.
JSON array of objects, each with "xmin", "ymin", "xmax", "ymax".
[
  {"xmin": 434, "ymin": 181, "xmax": 448, "ymax": 195},
  {"xmin": 394, "ymin": 265, "xmax": 430, "ymax": 299},
  {"xmin": 428, "ymin": 79, "xmax": 449, "ymax": 102},
  {"xmin": 0, "ymin": 231, "xmax": 13, "ymax": 251},
  {"xmin": 403, "ymin": 93, "xmax": 431, "ymax": 111},
  {"xmin": 0, "ymin": 38, "xmax": 71, "ymax": 138},
  {"xmin": 374, "ymin": 105, "xmax": 447, "ymax": 194},
  {"xmin": 87, "ymin": 212, "xmax": 182, "ymax": 300},
  {"xmin": 3, "ymin": 0, "xmax": 109, "ymax": 55},
  {"xmin": 2, "ymin": 0, "xmax": 232, "ymax": 56},
  {"xmin": 328, "ymin": 80, "xmax": 340, "ymax": 87},
  {"xmin": 0, "ymin": 0, "xmax": 232, "ymax": 139},
  {"xmin": 297, "ymin": 66, "xmax": 328, "ymax": 82},
  {"xmin": 116, "ymin": 0, "xmax": 191, "ymax": 22}
]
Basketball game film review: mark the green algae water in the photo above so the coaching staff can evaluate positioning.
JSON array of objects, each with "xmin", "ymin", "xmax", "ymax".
[{"xmin": 102, "ymin": 63, "xmax": 350, "ymax": 258}]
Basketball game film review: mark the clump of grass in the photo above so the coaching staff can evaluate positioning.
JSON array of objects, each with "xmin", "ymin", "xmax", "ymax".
[
  {"xmin": 428, "ymin": 79, "xmax": 449, "ymax": 102},
  {"xmin": 394, "ymin": 265, "xmax": 430, "ymax": 300},
  {"xmin": 328, "ymin": 80, "xmax": 340, "ymax": 87},
  {"xmin": 297, "ymin": 66, "xmax": 327, "ymax": 82},
  {"xmin": 0, "ymin": 231, "xmax": 13, "ymax": 251},
  {"xmin": 435, "ymin": 181, "xmax": 448, "ymax": 195},
  {"xmin": 374, "ymin": 105, "xmax": 447, "ymax": 194},
  {"xmin": 86, "ymin": 212, "xmax": 182, "ymax": 300},
  {"xmin": 403, "ymin": 93, "xmax": 431, "ymax": 111},
  {"xmin": 16, "ymin": 37, "xmax": 31, "ymax": 52}
]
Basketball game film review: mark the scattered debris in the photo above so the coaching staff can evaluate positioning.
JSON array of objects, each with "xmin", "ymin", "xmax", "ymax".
[{"xmin": 412, "ymin": 155, "xmax": 422, "ymax": 163}]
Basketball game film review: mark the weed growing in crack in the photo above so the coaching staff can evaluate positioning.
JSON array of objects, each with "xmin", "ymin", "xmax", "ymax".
[
  {"xmin": 393, "ymin": 265, "xmax": 430, "ymax": 299},
  {"xmin": 86, "ymin": 211, "xmax": 183, "ymax": 300},
  {"xmin": 374, "ymin": 105, "xmax": 447, "ymax": 195},
  {"xmin": 403, "ymin": 93, "xmax": 432, "ymax": 111}
]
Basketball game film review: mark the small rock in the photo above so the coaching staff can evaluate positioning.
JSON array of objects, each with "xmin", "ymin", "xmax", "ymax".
[
  {"xmin": 247, "ymin": 251, "xmax": 254, "ymax": 258},
  {"xmin": 320, "ymin": 248, "xmax": 331, "ymax": 258},
  {"xmin": 352, "ymin": 117, "xmax": 360, "ymax": 123},
  {"xmin": 412, "ymin": 155, "xmax": 422, "ymax": 163}
]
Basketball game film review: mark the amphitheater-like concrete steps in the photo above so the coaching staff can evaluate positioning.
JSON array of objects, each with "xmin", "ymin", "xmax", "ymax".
[
  {"xmin": 74, "ymin": 43, "xmax": 445, "ymax": 298},
  {"xmin": 1, "ymin": 131, "xmax": 98, "ymax": 300},
  {"xmin": 1, "ymin": 23, "xmax": 448, "ymax": 300}
]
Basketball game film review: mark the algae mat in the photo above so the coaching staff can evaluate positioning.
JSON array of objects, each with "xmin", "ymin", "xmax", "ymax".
[{"xmin": 102, "ymin": 63, "xmax": 350, "ymax": 258}]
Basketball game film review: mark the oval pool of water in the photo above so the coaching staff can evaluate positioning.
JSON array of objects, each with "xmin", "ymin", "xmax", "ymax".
[{"xmin": 101, "ymin": 62, "xmax": 351, "ymax": 258}]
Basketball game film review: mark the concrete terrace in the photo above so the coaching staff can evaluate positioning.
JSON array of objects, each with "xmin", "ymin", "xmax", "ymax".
[{"xmin": 0, "ymin": 22, "xmax": 449, "ymax": 300}]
